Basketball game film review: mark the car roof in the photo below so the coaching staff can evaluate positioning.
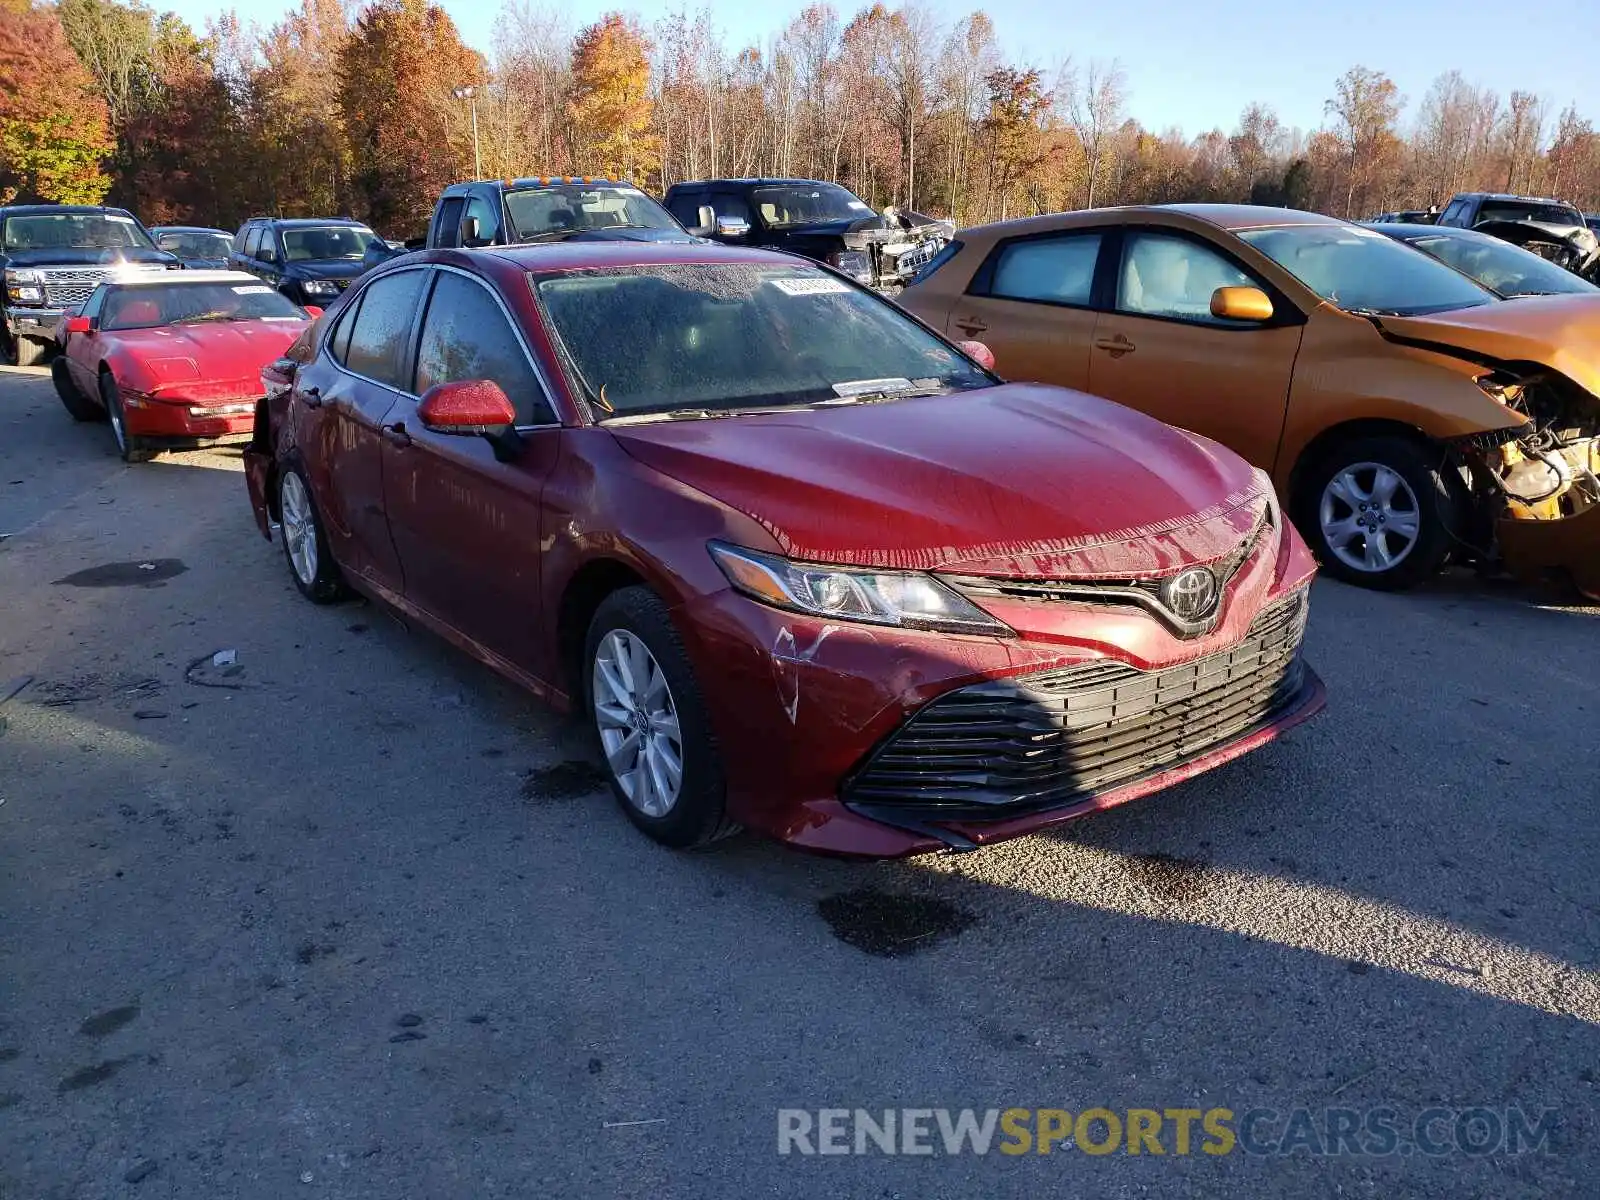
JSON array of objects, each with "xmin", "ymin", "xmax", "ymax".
[
  {"xmin": 1361, "ymin": 222, "xmax": 1482, "ymax": 241},
  {"xmin": 250, "ymin": 217, "xmax": 368, "ymax": 227},
  {"xmin": 111, "ymin": 270, "xmax": 264, "ymax": 287},
  {"xmin": 1452, "ymin": 192, "xmax": 1576, "ymax": 205},
  {"xmin": 470, "ymin": 242, "xmax": 806, "ymax": 272},
  {"xmin": 1159, "ymin": 203, "xmax": 1348, "ymax": 230},
  {"xmin": 667, "ymin": 178, "xmax": 848, "ymax": 188},
  {"xmin": 151, "ymin": 225, "xmax": 231, "ymax": 235},
  {"xmin": 446, "ymin": 177, "xmax": 635, "ymax": 193},
  {"xmin": 1, "ymin": 204, "xmax": 137, "ymax": 217}
]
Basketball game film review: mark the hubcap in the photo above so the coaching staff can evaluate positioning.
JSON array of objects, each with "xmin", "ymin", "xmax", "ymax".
[
  {"xmin": 280, "ymin": 472, "xmax": 318, "ymax": 586},
  {"xmin": 592, "ymin": 630, "xmax": 683, "ymax": 818},
  {"xmin": 1319, "ymin": 461, "xmax": 1421, "ymax": 574}
]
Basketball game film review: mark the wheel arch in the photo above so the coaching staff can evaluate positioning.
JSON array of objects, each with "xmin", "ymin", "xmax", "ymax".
[
  {"xmin": 1286, "ymin": 418, "xmax": 1440, "ymax": 516},
  {"xmin": 556, "ymin": 557, "xmax": 651, "ymax": 700}
]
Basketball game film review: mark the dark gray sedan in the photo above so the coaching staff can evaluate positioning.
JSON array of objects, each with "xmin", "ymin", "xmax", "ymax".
[{"xmin": 1366, "ymin": 222, "xmax": 1600, "ymax": 298}]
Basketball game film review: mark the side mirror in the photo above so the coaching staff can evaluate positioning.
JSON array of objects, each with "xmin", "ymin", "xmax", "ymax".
[
  {"xmin": 462, "ymin": 216, "xmax": 489, "ymax": 247},
  {"xmin": 695, "ymin": 205, "xmax": 715, "ymax": 235},
  {"xmin": 956, "ymin": 339, "xmax": 995, "ymax": 371},
  {"xmin": 418, "ymin": 379, "xmax": 517, "ymax": 435},
  {"xmin": 302, "ymin": 305, "xmax": 323, "ymax": 319},
  {"xmin": 715, "ymin": 216, "xmax": 750, "ymax": 239},
  {"xmin": 65, "ymin": 315, "xmax": 92, "ymax": 335},
  {"xmin": 1210, "ymin": 286, "xmax": 1273, "ymax": 322}
]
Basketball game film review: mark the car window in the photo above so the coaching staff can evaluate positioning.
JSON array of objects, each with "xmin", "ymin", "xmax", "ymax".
[
  {"xmin": 1117, "ymin": 232, "xmax": 1257, "ymax": 325},
  {"xmin": 986, "ymin": 233, "xmax": 1102, "ymax": 306},
  {"xmin": 1408, "ymin": 231, "xmax": 1598, "ymax": 297},
  {"xmin": 80, "ymin": 286, "xmax": 106, "ymax": 321},
  {"xmin": 1438, "ymin": 199, "xmax": 1470, "ymax": 227},
  {"xmin": 243, "ymin": 226, "xmax": 264, "ymax": 258},
  {"xmin": 1240, "ymin": 224, "xmax": 1495, "ymax": 316},
  {"xmin": 1475, "ymin": 200, "xmax": 1585, "ymax": 227},
  {"xmin": 232, "ymin": 226, "xmax": 251, "ymax": 254},
  {"xmin": 711, "ymin": 192, "xmax": 754, "ymax": 226},
  {"xmin": 433, "ymin": 197, "xmax": 465, "ymax": 248},
  {"xmin": 414, "ymin": 271, "xmax": 554, "ymax": 425},
  {"xmin": 328, "ymin": 295, "xmax": 362, "ymax": 365},
  {"xmin": 666, "ymin": 193, "xmax": 702, "ymax": 227},
  {"xmin": 461, "ymin": 195, "xmax": 498, "ymax": 244},
  {"xmin": 343, "ymin": 271, "xmax": 425, "ymax": 388},
  {"xmin": 257, "ymin": 229, "xmax": 280, "ymax": 263}
]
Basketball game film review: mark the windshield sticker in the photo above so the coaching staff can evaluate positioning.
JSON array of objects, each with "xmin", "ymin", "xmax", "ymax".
[
  {"xmin": 232, "ymin": 285, "xmax": 273, "ymax": 294},
  {"xmin": 771, "ymin": 277, "xmax": 851, "ymax": 297},
  {"xmin": 847, "ymin": 201, "xmax": 873, "ymax": 211},
  {"xmin": 105, "ymin": 215, "xmax": 137, "ymax": 223},
  {"xmin": 833, "ymin": 377, "xmax": 912, "ymax": 397}
]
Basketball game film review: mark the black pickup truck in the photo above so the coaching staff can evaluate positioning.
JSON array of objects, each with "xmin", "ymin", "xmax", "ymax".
[
  {"xmin": 362, "ymin": 176, "xmax": 699, "ymax": 273},
  {"xmin": 661, "ymin": 178, "xmax": 953, "ymax": 291},
  {"xmin": 2, "ymin": 205, "xmax": 177, "ymax": 366}
]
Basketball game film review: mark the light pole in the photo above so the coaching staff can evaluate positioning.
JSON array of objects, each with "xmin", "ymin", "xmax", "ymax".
[{"xmin": 453, "ymin": 86, "xmax": 481, "ymax": 179}]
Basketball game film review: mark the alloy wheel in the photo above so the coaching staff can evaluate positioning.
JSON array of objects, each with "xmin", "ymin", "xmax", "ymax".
[
  {"xmin": 1319, "ymin": 461, "xmax": 1421, "ymax": 574},
  {"xmin": 592, "ymin": 630, "xmax": 684, "ymax": 818},
  {"xmin": 280, "ymin": 471, "xmax": 319, "ymax": 586}
]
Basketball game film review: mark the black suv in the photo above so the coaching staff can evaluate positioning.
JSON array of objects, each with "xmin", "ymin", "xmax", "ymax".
[
  {"xmin": 231, "ymin": 217, "xmax": 382, "ymax": 306},
  {"xmin": 661, "ymin": 178, "xmax": 952, "ymax": 290},
  {"xmin": 1433, "ymin": 192, "xmax": 1599, "ymax": 280}
]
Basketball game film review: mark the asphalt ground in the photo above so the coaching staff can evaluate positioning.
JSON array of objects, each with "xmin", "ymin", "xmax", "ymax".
[{"xmin": 1, "ymin": 362, "xmax": 1596, "ymax": 1198}]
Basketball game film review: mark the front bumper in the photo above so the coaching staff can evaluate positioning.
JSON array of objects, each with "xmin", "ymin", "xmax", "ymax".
[
  {"xmin": 122, "ymin": 392, "xmax": 259, "ymax": 443},
  {"xmin": 1498, "ymin": 505, "xmax": 1600, "ymax": 599},
  {"xmin": 5, "ymin": 307, "xmax": 65, "ymax": 338},
  {"xmin": 677, "ymin": 538, "xmax": 1324, "ymax": 857}
]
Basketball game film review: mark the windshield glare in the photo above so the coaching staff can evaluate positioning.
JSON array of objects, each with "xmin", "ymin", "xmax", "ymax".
[
  {"xmin": 1405, "ymin": 231, "xmax": 1597, "ymax": 297},
  {"xmin": 156, "ymin": 231, "xmax": 233, "ymax": 259},
  {"xmin": 101, "ymin": 282, "xmax": 306, "ymax": 330},
  {"xmin": 280, "ymin": 226, "xmax": 377, "ymax": 261},
  {"xmin": 2, "ymin": 213, "xmax": 154, "ymax": 252},
  {"xmin": 533, "ymin": 264, "xmax": 990, "ymax": 419},
  {"xmin": 505, "ymin": 186, "xmax": 679, "ymax": 240},
  {"xmin": 1239, "ymin": 225, "xmax": 1496, "ymax": 316},
  {"xmin": 751, "ymin": 184, "xmax": 875, "ymax": 228},
  {"xmin": 1476, "ymin": 201, "xmax": 1584, "ymax": 227}
]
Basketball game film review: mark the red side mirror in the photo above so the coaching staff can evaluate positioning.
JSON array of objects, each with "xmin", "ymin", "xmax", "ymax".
[
  {"xmin": 957, "ymin": 339, "xmax": 995, "ymax": 371},
  {"xmin": 302, "ymin": 305, "xmax": 323, "ymax": 319},
  {"xmin": 418, "ymin": 379, "xmax": 517, "ymax": 434},
  {"xmin": 65, "ymin": 315, "xmax": 91, "ymax": 334}
]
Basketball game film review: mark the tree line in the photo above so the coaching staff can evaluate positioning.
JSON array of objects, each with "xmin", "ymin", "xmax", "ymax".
[{"xmin": 3, "ymin": 0, "xmax": 1599, "ymax": 239}]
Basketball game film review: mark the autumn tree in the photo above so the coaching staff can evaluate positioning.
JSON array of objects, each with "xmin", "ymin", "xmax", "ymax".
[
  {"xmin": 567, "ymin": 13, "xmax": 658, "ymax": 180},
  {"xmin": 978, "ymin": 67, "xmax": 1050, "ymax": 219},
  {"xmin": 0, "ymin": 1, "xmax": 114, "ymax": 203},
  {"xmin": 1325, "ymin": 66, "xmax": 1402, "ymax": 216},
  {"xmin": 1063, "ymin": 58, "xmax": 1126, "ymax": 208},
  {"xmin": 339, "ymin": 0, "xmax": 485, "ymax": 234},
  {"xmin": 492, "ymin": 3, "xmax": 573, "ymax": 177},
  {"xmin": 249, "ymin": 0, "xmax": 352, "ymax": 217}
]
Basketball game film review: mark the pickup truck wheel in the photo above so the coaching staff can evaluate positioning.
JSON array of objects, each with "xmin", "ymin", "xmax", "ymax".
[
  {"xmin": 100, "ymin": 372, "xmax": 156, "ymax": 463},
  {"xmin": 278, "ymin": 465, "xmax": 350, "ymax": 603},
  {"xmin": 10, "ymin": 335, "xmax": 49, "ymax": 367},
  {"xmin": 53, "ymin": 359, "xmax": 104, "ymax": 422},
  {"xmin": 1299, "ymin": 434, "xmax": 1454, "ymax": 590}
]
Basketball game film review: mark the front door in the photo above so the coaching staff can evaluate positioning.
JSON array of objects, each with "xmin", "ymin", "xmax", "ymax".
[
  {"xmin": 942, "ymin": 229, "xmax": 1107, "ymax": 391},
  {"xmin": 379, "ymin": 267, "xmax": 561, "ymax": 673},
  {"xmin": 1087, "ymin": 228, "xmax": 1304, "ymax": 472}
]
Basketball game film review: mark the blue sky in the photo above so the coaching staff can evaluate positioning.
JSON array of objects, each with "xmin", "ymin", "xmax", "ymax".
[{"xmin": 167, "ymin": 0, "xmax": 1598, "ymax": 139}]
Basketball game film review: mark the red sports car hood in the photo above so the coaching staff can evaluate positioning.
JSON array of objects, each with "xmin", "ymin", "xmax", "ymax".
[
  {"xmin": 111, "ymin": 321, "xmax": 308, "ymax": 397},
  {"xmin": 609, "ymin": 383, "xmax": 1270, "ymax": 578}
]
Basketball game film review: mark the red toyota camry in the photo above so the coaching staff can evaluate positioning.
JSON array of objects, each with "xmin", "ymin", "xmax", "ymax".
[
  {"xmin": 52, "ymin": 271, "xmax": 319, "ymax": 463},
  {"xmin": 244, "ymin": 243, "xmax": 1324, "ymax": 857}
]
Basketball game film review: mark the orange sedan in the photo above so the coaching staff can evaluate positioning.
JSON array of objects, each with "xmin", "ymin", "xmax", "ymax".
[{"xmin": 900, "ymin": 204, "xmax": 1600, "ymax": 595}]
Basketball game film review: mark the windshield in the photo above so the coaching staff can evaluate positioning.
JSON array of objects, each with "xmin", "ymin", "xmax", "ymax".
[
  {"xmin": 504, "ymin": 186, "xmax": 680, "ymax": 240},
  {"xmin": 751, "ymin": 184, "xmax": 875, "ymax": 228},
  {"xmin": 155, "ymin": 231, "xmax": 233, "ymax": 259},
  {"xmin": 533, "ymin": 263, "xmax": 991, "ymax": 419},
  {"xmin": 1, "ymin": 212, "xmax": 154, "ymax": 252},
  {"xmin": 1238, "ymin": 225, "xmax": 1496, "ymax": 316},
  {"xmin": 101, "ymin": 282, "xmax": 307, "ymax": 330},
  {"xmin": 1401, "ymin": 230, "xmax": 1597, "ymax": 298},
  {"xmin": 280, "ymin": 225, "xmax": 378, "ymax": 261},
  {"xmin": 1476, "ymin": 200, "xmax": 1584, "ymax": 227}
]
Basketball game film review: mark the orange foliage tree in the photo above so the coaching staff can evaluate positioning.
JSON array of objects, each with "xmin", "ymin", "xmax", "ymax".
[
  {"xmin": 567, "ymin": 14, "xmax": 658, "ymax": 181},
  {"xmin": 0, "ymin": 1, "xmax": 114, "ymax": 203}
]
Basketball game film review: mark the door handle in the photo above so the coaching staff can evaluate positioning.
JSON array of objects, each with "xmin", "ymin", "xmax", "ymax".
[
  {"xmin": 300, "ymin": 386, "xmax": 322, "ymax": 409},
  {"xmin": 380, "ymin": 421, "xmax": 412, "ymax": 448},
  {"xmin": 1094, "ymin": 334, "xmax": 1136, "ymax": 357},
  {"xmin": 954, "ymin": 316, "xmax": 988, "ymax": 336}
]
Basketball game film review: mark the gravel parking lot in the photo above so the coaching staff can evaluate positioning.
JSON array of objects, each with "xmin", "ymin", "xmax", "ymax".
[{"xmin": 1, "ymin": 361, "xmax": 1597, "ymax": 1198}]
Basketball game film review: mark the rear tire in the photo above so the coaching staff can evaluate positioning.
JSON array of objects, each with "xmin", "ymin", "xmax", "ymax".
[
  {"xmin": 1296, "ymin": 434, "xmax": 1455, "ymax": 590},
  {"xmin": 583, "ymin": 587, "xmax": 735, "ymax": 849},
  {"xmin": 100, "ymin": 372, "xmax": 156, "ymax": 463},
  {"xmin": 53, "ymin": 359, "xmax": 104, "ymax": 422},
  {"xmin": 278, "ymin": 464, "xmax": 349, "ymax": 603}
]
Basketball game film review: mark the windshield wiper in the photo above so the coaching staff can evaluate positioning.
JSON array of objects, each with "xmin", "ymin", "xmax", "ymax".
[{"xmin": 816, "ymin": 384, "xmax": 952, "ymax": 406}]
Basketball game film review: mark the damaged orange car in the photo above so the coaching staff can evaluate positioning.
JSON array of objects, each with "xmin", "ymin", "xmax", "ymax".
[{"xmin": 901, "ymin": 205, "xmax": 1600, "ymax": 595}]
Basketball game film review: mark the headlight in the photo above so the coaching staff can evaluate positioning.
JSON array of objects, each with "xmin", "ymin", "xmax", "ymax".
[
  {"xmin": 4, "ymin": 269, "xmax": 44, "ymax": 305},
  {"xmin": 300, "ymin": 279, "xmax": 339, "ymax": 296},
  {"xmin": 9, "ymin": 286, "xmax": 43, "ymax": 304},
  {"xmin": 709, "ymin": 542, "xmax": 1012, "ymax": 635},
  {"xmin": 5, "ymin": 269, "xmax": 41, "ymax": 284},
  {"xmin": 826, "ymin": 250, "xmax": 872, "ymax": 281},
  {"xmin": 1475, "ymin": 371, "xmax": 1526, "ymax": 405}
]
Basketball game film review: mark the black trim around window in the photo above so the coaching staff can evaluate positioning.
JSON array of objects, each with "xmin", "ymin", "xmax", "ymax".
[
  {"xmin": 965, "ymin": 227, "xmax": 1111, "ymax": 313},
  {"xmin": 1106, "ymin": 224, "xmax": 1308, "ymax": 330}
]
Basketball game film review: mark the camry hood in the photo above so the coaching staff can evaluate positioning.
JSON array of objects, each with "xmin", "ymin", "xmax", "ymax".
[
  {"xmin": 609, "ymin": 383, "xmax": 1269, "ymax": 578},
  {"xmin": 1376, "ymin": 295, "xmax": 1600, "ymax": 398},
  {"xmin": 113, "ymin": 321, "xmax": 308, "ymax": 397}
]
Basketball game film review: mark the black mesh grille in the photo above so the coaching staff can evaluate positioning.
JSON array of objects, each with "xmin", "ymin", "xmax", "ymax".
[{"xmin": 844, "ymin": 589, "xmax": 1311, "ymax": 817}]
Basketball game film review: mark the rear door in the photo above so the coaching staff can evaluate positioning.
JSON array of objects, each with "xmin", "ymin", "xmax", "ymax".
[
  {"xmin": 1087, "ymin": 227, "xmax": 1304, "ymax": 471},
  {"xmin": 378, "ymin": 266, "xmax": 562, "ymax": 672},
  {"xmin": 943, "ymin": 228, "xmax": 1107, "ymax": 390},
  {"xmin": 300, "ymin": 268, "xmax": 428, "ymax": 594}
]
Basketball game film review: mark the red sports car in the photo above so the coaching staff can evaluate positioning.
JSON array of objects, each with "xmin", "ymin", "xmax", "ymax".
[
  {"xmin": 52, "ymin": 270, "xmax": 320, "ymax": 463},
  {"xmin": 245, "ymin": 243, "xmax": 1325, "ymax": 858}
]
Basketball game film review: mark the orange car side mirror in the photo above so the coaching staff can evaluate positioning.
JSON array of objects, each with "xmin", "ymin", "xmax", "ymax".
[{"xmin": 1210, "ymin": 286, "xmax": 1274, "ymax": 322}]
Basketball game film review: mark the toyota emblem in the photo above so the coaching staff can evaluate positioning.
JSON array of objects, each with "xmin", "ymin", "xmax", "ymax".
[{"xmin": 1161, "ymin": 567, "xmax": 1219, "ymax": 622}]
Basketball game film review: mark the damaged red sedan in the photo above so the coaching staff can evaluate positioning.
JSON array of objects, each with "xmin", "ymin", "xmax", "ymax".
[
  {"xmin": 52, "ymin": 271, "xmax": 319, "ymax": 463},
  {"xmin": 244, "ymin": 243, "xmax": 1324, "ymax": 857}
]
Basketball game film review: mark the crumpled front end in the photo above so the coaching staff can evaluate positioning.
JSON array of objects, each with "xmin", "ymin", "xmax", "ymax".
[
  {"xmin": 1473, "ymin": 219, "xmax": 1600, "ymax": 282},
  {"xmin": 842, "ymin": 209, "xmax": 956, "ymax": 291}
]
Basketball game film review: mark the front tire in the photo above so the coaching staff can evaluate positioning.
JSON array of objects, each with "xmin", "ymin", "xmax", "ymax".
[
  {"xmin": 53, "ymin": 359, "xmax": 104, "ymax": 422},
  {"xmin": 100, "ymin": 372, "xmax": 156, "ymax": 463},
  {"xmin": 583, "ymin": 587, "xmax": 734, "ymax": 849},
  {"xmin": 1298, "ymin": 434, "xmax": 1455, "ymax": 590},
  {"xmin": 278, "ymin": 465, "xmax": 350, "ymax": 603}
]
